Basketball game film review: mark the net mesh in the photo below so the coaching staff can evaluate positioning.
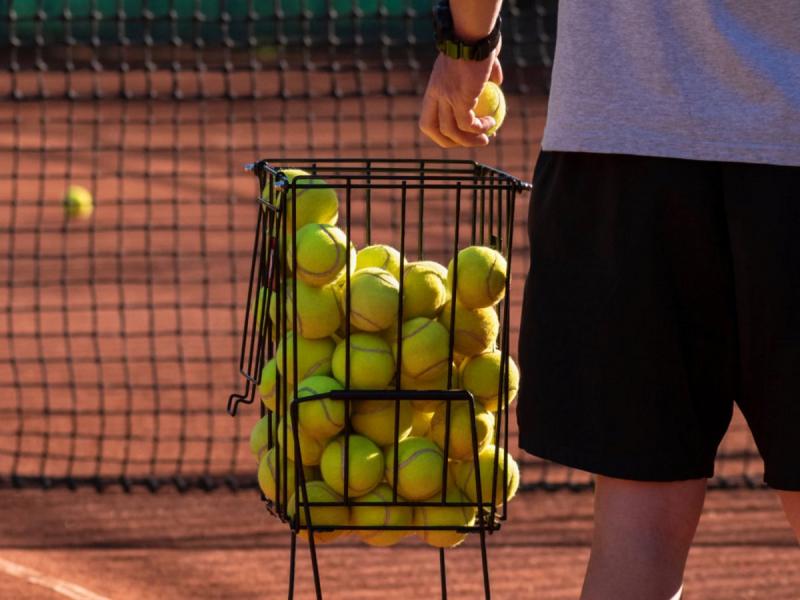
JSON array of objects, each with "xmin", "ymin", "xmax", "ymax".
[{"xmin": 0, "ymin": 1, "xmax": 762, "ymax": 491}]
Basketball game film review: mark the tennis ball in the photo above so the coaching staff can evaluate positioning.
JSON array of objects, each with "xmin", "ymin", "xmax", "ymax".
[
  {"xmin": 321, "ymin": 434, "xmax": 385, "ymax": 497},
  {"xmin": 294, "ymin": 375, "xmax": 346, "ymax": 440},
  {"xmin": 268, "ymin": 169, "xmax": 339, "ymax": 231},
  {"xmin": 351, "ymin": 399, "xmax": 413, "ymax": 447},
  {"xmin": 351, "ymin": 483, "xmax": 413, "ymax": 547},
  {"xmin": 259, "ymin": 358, "xmax": 279, "ymax": 412},
  {"xmin": 288, "ymin": 223, "xmax": 355, "ymax": 287},
  {"xmin": 258, "ymin": 446, "xmax": 317, "ymax": 504},
  {"xmin": 275, "ymin": 332, "xmax": 335, "ymax": 386},
  {"xmin": 474, "ymin": 81, "xmax": 507, "ymax": 137},
  {"xmin": 447, "ymin": 246, "xmax": 507, "ymax": 309},
  {"xmin": 395, "ymin": 318, "xmax": 450, "ymax": 381},
  {"xmin": 384, "ymin": 436, "xmax": 445, "ymax": 501},
  {"xmin": 410, "ymin": 409, "xmax": 435, "ymax": 437},
  {"xmin": 399, "ymin": 362, "xmax": 459, "ymax": 412},
  {"xmin": 413, "ymin": 487, "xmax": 477, "ymax": 548},
  {"xmin": 332, "ymin": 333, "xmax": 396, "ymax": 389},
  {"xmin": 348, "ymin": 267, "xmax": 400, "ymax": 332},
  {"xmin": 402, "ymin": 261, "xmax": 449, "ymax": 319},
  {"xmin": 438, "ymin": 300, "xmax": 499, "ymax": 357},
  {"xmin": 271, "ymin": 279, "xmax": 343, "ymax": 339},
  {"xmin": 356, "ymin": 244, "xmax": 406, "ymax": 280},
  {"xmin": 287, "ymin": 480, "xmax": 349, "ymax": 543},
  {"xmin": 453, "ymin": 445, "xmax": 520, "ymax": 508},
  {"xmin": 249, "ymin": 414, "xmax": 275, "ymax": 463},
  {"xmin": 459, "ymin": 350, "xmax": 520, "ymax": 412},
  {"xmin": 278, "ymin": 412, "xmax": 325, "ymax": 466},
  {"xmin": 430, "ymin": 402, "xmax": 495, "ymax": 461},
  {"xmin": 63, "ymin": 184, "xmax": 94, "ymax": 219}
]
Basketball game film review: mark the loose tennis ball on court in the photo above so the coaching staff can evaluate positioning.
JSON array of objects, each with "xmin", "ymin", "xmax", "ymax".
[
  {"xmin": 414, "ymin": 488, "xmax": 477, "ymax": 548},
  {"xmin": 276, "ymin": 332, "xmax": 335, "ymax": 386},
  {"xmin": 430, "ymin": 402, "xmax": 494, "ymax": 462},
  {"xmin": 410, "ymin": 409, "xmax": 435, "ymax": 437},
  {"xmin": 278, "ymin": 413, "xmax": 326, "ymax": 466},
  {"xmin": 356, "ymin": 244, "xmax": 406, "ymax": 280},
  {"xmin": 288, "ymin": 223, "xmax": 355, "ymax": 287},
  {"xmin": 438, "ymin": 300, "xmax": 499, "ymax": 357},
  {"xmin": 259, "ymin": 357, "xmax": 279, "ymax": 412},
  {"xmin": 351, "ymin": 483, "xmax": 413, "ymax": 547},
  {"xmin": 274, "ymin": 279, "xmax": 343, "ymax": 339},
  {"xmin": 460, "ymin": 350, "xmax": 520, "ymax": 413},
  {"xmin": 63, "ymin": 184, "xmax": 94, "ymax": 219},
  {"xmin": 474, "ymin": 81, "xmax": 507, "ymax": 137},
  {"xmin": 287, "ymin": 480, "xmax": 349, "ymax": 543},
  {"xmin": 250, "ymin": 415, "xmax": 275, "ymax": 463},
  {"xmin": 268, "ymin": 169, "xmax": 339, "ymax": 231},
  {"xmin": 384, "ymin": 436, "xmax": 445, "ymax": 501},
  {"xmin": 258, "ymin": 446, "xmax": 316, "ymax": 504},
  {"xmin": 402, "ymin": 261, "xmax": 449, "ymax": 319},
  {"xmin": 351, "ymin": 399, "xmax": 413, "ymax": 447},
  {"xmin": 332, "ymin": 333, "xmax": 396, "ymax": 389},
  {"xmin": 454, "ymin": 444, "xmax": 520, "ymax": 507},
  {"xmin": 447, "ymin": 246, "xmax": 507, "ymax": 309},
  {"xmin": 293, "ymin": 375, "xmax": 346, "ymax": 440},
  {"xmin": 395, "ymin": 318, "xmax": 450, "ymax": 381},
  {"xmin": 348, "ymin": 267, "xmax": 400, "ymax": 332},
  {"xmin": 321, "ymin": 434, "xmax": 385, "ymax": 497}
]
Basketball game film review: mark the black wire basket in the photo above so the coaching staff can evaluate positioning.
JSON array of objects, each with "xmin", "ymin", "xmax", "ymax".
[{"xmin": 229, "ymin": 159, "xmax": 531, "ymax": 599}]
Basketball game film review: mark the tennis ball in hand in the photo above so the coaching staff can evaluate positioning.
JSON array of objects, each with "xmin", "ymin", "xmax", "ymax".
[
  {"xmin": 321, "ymin": 434, "xmax": 385, "ymax": 498},
  {"xmin": 294, "ymin": 375, "xmax": 346, "ymax": 440},
  {"xmin": 395, "ymin": 318, "xmax": 451, "ymax": 381},
  {"xmin": 267, "ymin": 169, "xmax": 339, "ymax": 230},
  {"xmin": 63, "ymin": 185, "xmax": 94, "ymax": 219},
  {"xmin": 287, "ymin": 480, "xmax": 349, "ymax": 543},
  {"xmin": 474, "ymin": 81, "xmax": 506, "ymax": 137},
  {"xmin": 438, "ymin": 300, "xmax": 499, "ymax": 358},
  {"xmin": 332, "ymin": 333, "xmax": 396, "ymax": 389},
  {"xmin": 278, "ymin": 412, "xmax": 325, "ymax": 466},
  {"xmin": 288, "ymin": 223, "xmax": 355, "ymax": 287},
  {"xmin": 351, "ymin": 483, "xmax": 413, "ymax": 547},
  {"xmin": 351, "ymin": 399, "xmax": 413, "ymax": 447},
  {"xmin": 413, "ymin": 487, "xmax": 477, "ymax": 548},
  {"xmin": 259, "ymin": 358, "xmax": 279, "ymax": 412},
  {"xmin": 272, "ymin": 279, "xmax": 343, "ymax": 339},
  {"xmin": 447, "ymin": 246, "xmax": 507, "ymax": 309},
  {"xmin": 384, "ymin": 436, "xmax": 445, "ymax": 501},
  {"xmin": 459, "ymin": 350, "xmax": 520, "ymax": 412},
  {"xmin": 348, "ymin": 267, "xmax": 400, "ymax": 332},
  {"xmin": 453, "ymin": 444, "xmax": 520, "ymax": 507},
  {"xmin": 356, "ymin": 244, "xmax": 406, "ymax": 280},
  {"xmin": 276, "ymin": 331, "xmax": 335, "ymax": 386},
  {"xmin": 402, "ymin": 260, "xmax": 449, "ymax": 319},
  {"xmin": 430, "ymin": 402, "xmax": 494, "ymax": 461}
]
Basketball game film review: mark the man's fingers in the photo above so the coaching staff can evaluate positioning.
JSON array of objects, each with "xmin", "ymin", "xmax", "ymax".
[
  {"xmin": 439, "ymin": 101, "xmax": 490, "ymax": 147},
  {"xmin": 453, "ymin": 102, "xmax": 494, "ymax": 135},
  {"xmin": 419, "ymin": 96, "xmax": 458, "ymax": 148}
]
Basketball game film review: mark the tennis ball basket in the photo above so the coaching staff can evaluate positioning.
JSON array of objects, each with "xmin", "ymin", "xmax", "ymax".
[{"xmin": 228, "ymin": 159, "xmax": 532, "ymax": 599}]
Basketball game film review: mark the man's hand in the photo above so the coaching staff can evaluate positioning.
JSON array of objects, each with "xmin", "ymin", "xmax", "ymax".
[{"xmin": 419, "ymin": 48, "xmax": 503, "ymax": 148}]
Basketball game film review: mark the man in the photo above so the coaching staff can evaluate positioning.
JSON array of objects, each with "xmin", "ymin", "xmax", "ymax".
[{"xmin": 420, "ymin": 2, "xmax": 800, "ymax": 598}]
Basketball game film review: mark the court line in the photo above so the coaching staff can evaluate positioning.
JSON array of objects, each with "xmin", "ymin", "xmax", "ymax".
[{"xmin": 0, "ymin": 557, "xmax": 109, "ymax": 600}]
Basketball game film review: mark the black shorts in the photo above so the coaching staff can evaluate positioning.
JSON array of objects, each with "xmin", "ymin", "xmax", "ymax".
[{"xmin": 517, "ymin": 151, "xmax": 800, "ymax": 491}]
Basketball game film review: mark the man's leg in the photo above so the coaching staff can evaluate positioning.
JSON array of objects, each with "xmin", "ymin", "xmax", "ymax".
[
  {"xmin": 777, "ymin": 492, "xmax": 800, "ymax": 541},
  {"xmin": 580, "ymin": 477, "xmax": 707, "ymax": 600}
]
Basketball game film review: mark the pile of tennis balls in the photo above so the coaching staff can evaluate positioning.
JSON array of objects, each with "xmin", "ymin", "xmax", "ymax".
[{"xmin": 250, "ymin": 169, "xmax": 520, "ymax": 549}]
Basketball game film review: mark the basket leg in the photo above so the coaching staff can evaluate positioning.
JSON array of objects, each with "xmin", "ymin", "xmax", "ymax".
[
  {"xmin": 308, "ymin": 532, "xmax": 323, "ymax": 600},
  {"xmin": 439, "ymin": 548, "xmax": 448, "ymax": 600},
  {"xmin": 478, "ymin": 513, "xmax": 492, "ymax": 600},
  {"xmin": 288, "ymin": 532, "xmax": 297, "ymax": 600}
]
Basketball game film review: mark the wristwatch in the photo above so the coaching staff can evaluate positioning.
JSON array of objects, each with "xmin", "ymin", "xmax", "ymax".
[{"xmin": 433, "ymin": 0, "xmax": 502, "ymax": 61}]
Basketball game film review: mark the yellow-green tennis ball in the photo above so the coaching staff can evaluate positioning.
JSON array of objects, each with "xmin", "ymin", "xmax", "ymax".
[
  {"xmin": 399, "ymin": 362, "xmax": 459, "ymax": 412},
  {"xmin": 293, "ymin": 375, "xmax": 346, "ymax": 440},
  {"xmin": 430, "ymin": 402, "xmax": 494, "ymax": 462},
  {"xmin": 288, "ymin": 223, "xmax": 355, "ymax": 287},
  {"xmin": 63, "ymin": 185, "xmax": 94, "ymax": 219},
  {"xmin": 351, "ymin": 400, "xmax": 413, "ymax": 447},
  {"xmin": 276, "ymin": 332, "xmax": 335, "ymax": 386},
  {"xmin": 348, "ymin": 267, "xmax": 400, "ymax": 332},
  {"xmin": 356, "ymin": 244, "xmax": 406, "ymax": 280},
  {"xmin": 474, "ymin": 81, "xmax": 507, "ymax": 137},
  {"xmin": 396, "ymin": 318, "xmax": 450, "ymax": 381},
  {"xmin": 331, "ymin": 333, "xmax": 396, "ymax": 389},
  {"xmin": 438, "ymin": 300, "xmax": 499, "ymax": 358},
  {"xmin": 413, "ymin": 487, "xmax": 477, "ymax": 548},
  {"xmin": 384, "ymin": 436, "xmax": 444, "ymax": 501},
  {"xmin": 459, "ymin": 350, "xmax": 520, "ymax": 413},
  {"xmin": 402, "ymin": 261, "xmax": 449, "ymax": 319},
  {"xmin": 447, "ymin": 246, "xmax": 507, "ymax": 309},
  {"xmin": 351, "ymin": 483, "xmax": 413, "ymax": 547},
  {"xmin": 273, "ymin": 279, "xmax": 343, "ymax": 339},
  {"xmin": 410, "ymin": 409, "xmax": 435, "ymax": 437},
  {"xmin": 287, "ymin": 480, "xmax": 349, "ymax": 543},
  {"xmin": 249, "ymin": 415, "xmax": 275, "ymax": 463},
  {"xmin": 258, "ymin": 446, "xmax": 316, "ymax": 504},
  {"xmin": 278, "ymin": 413, "xmax": 325, "ymax": 466},
  {"xmin": 267, "ymin": 169, "xmax": 339, "ymax": 231},
  {"xmin": 320, "ymin": 434, "xmax": 385, "ymax": 497},
  {"xmin": 259, "ymin": 358, "xmax": 279, "ymax": 412},
  {"xmin": 453, "ymin": 445, "xmax": 520, "ymax": 507}
]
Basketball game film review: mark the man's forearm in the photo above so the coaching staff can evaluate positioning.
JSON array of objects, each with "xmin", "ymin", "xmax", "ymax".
[{"xmin": 450, "ymin": 0, "xmax": 503, "ymax": 43}]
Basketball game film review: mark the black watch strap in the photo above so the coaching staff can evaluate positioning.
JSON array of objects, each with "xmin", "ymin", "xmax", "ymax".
[{"xmin": 434, "ymin": 1, "xmax": 502, "ymax": 61}]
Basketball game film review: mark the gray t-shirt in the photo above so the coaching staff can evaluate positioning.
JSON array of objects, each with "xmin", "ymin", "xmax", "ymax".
[{"xmin": 542, "ymin": 2, "xmax": 800, "ymax": 166}]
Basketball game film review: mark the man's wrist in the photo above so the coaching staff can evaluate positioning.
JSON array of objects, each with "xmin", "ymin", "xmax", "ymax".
[{"xmin": 434, "ymin": 0, "xmax": 502, "ymax": 62}]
